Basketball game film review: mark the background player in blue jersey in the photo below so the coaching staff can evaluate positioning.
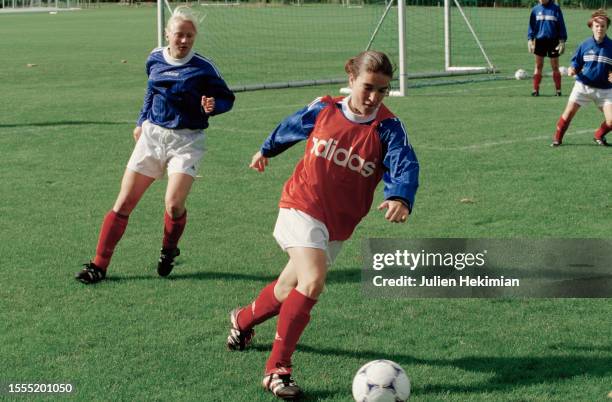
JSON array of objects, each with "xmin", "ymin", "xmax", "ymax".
[
  {"xmin": 226, "ymin": 51, "xmax": 419, "ymax": 400},
  {"xmin": 528, "ymin": 0, "xmax": 567, "ymax": 96},
  {"xmin": 76, "ymin": 6, "xmax": 235, "ymax": 283},
  {"xmin": 552, "ymin": 9, "xmax": 612, "ymax": 147}
]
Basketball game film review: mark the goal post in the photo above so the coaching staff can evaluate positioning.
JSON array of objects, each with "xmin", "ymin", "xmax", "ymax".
[
  {"xmin": 156, "ymin": 0, "xmax": 495, "ymax": 95},
  {"xmin": 444, "ymin": 0, "xmax": 494, "ymax": 73}
]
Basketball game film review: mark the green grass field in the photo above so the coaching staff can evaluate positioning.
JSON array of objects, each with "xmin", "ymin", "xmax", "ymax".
[{"xmin": 1, "ymin": 5, "xmax": 611, "ymax": 402}]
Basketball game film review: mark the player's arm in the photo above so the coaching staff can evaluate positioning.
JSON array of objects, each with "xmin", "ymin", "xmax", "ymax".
[
  {"xmin": 135, "ymin": 57, "xmax": 155, "ymax": 140},
  {"xmin": 569, "ymin": 45, "xmax": 583, "ymax": 76},
  {"xmin": 201, "ymin": 74, "xmax": 235, "ymax": 116},
  {"xmin": 527, "ymin": 11, "xmax": 536, "ymax": 53},
  {"xmin": 554, "ymin": 8, "xmax": 568, "ymax": 54},
  {"xmin": 377, "ymin": 118, "xmax": 419, "ymax": 223},
  {"xmin": 250, "ymin": 99, "xmax": 326, "ymax": 173},
  {"xmin": 134, "ymin": 87, "xmax": 153, "ymax": 142}
]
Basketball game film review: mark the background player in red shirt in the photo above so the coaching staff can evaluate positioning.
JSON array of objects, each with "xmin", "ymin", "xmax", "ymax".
[{"xmin": 226, "ymin": 51, "xmax": 419, "ymax": 399}]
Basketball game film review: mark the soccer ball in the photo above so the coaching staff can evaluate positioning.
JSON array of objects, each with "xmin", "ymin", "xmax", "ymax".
[
  {"xmin": 559, "ymin": 66, "xmax": 568, "ymax": 76},
  {"xmin": 352, "ymin": 359, "xmax": 411, "ymax": 402},
  {"xmin": 514, "ymin": 69, "xmax": 528, "ymax": 80}
]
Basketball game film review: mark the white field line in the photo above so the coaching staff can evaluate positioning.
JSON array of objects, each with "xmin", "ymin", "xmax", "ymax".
[{"xmin": 417, "ymin": 129, "xmax": 595, "ymax": 151}]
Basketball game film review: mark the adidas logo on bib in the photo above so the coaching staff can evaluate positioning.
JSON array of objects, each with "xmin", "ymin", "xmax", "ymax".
[{"xmin": 310, "ymin": 137, "xmax": 376, "ymax": 178}]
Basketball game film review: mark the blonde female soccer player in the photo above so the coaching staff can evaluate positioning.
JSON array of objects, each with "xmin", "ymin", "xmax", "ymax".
[
  {"xmin": 226, "ymin": 51, "xmax": 419, "ymax": 399},
  {"xmin": 76, "ymin": 6, "xmax": 235, "ymax": 283},
  {"xmin": 552, "ymin": 9, "xmax": 612, "ymax": 147}
]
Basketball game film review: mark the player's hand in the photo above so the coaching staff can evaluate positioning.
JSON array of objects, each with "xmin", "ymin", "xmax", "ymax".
[
  {"xmin": 249, "ymin": 150, "xmax": 269, "ymax": 173},
  {"xmin": 568, "ymin": 66, "xmax": 577, "ymax": 76},
  {"xmin": 201, "ymin": 96, "xmax": 215, "ymax": 114},
  {"xmin": 608, "ymin": 71, "xmax": 612, "ymax": 83},
  {"xmin": 377, "ymin": 200, "xmax": 409, "ymax": 223},
  {"xmin": 527, "ymin": 39, "xmax": 535, "ymax": 54},
  {"xmin": 133, "ymin": 126, "xmax": 142, "ymax": 142},
  {"xmin": 555, "ymin": 40, "xmax": 565, "ymax": 55}
]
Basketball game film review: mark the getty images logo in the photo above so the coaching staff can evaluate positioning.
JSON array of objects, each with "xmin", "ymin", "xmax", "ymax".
[{"xmin": 310, "ymin": 137, "xmax": 376, "ymax": 177}]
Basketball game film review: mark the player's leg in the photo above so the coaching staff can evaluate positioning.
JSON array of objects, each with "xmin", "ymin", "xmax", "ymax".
[
  {"xmin": 76, "ymin": 169, "xmax": 155, "ymax": 284},
  {"xmin": 553, "ymin": 82, "xmax": 587, "ymax": 146},
  {"xmin": 237, "ymin": 259, "xmax": 298, "ymax": 331},
  {"xmin": 158, "ymin": 128, "xmax": 205, "ymax": 276},
  {"xmin": 157, "ymin": 172, "xmax": 194, "ymax": 276},
  {"xmin": 550, "ymin": 57, "xmax": 562, "ymax": 96},
  {"xmin": 227, "ymin": 261, "xmax": 296, "ymax": 351},
  {"xmin": 532, "ymin": 54, "xmax": 545, "ymax": 96},
  {"xmin": 593, "ymin": 102, "xmax": 612, "ymax": 146},
  {"xmin": 552, "ymin": 102, "xmax": 581, "ymax": 146},
  {"xmin": 262, "ymin": 247, "xmax": 327, "ymax": 400}
]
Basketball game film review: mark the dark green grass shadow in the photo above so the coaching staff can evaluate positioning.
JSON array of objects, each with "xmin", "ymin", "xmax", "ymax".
[
  {"xmin": 282, "ymin": 344, "xmax": 612, "ymax": 396},
  {"xmin": 0, "ymin": 121, "xmax": 127, "ymax": 128},
  {"xmin": 104, "ymin": 266, "xmax": 361, "ymax": 285}
]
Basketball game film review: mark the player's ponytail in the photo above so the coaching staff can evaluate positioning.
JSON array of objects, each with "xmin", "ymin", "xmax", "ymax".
[
  {"xmin": 344, "ymin": 50, "xmax": 395, "ymax": 79},
  {"xmin": 587, "ymin": 9, "xmax": 610, "ymax": 28}
]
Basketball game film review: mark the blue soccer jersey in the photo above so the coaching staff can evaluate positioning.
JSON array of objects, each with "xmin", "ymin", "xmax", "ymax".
[
  {"xmin": 528, "ymin": 2, "xmax": 567, "ymax": 41},
  {"xmin": 571, "ymin": 36, "xmax": 612, "ymax": 89},
  {"xmin": 137, "ymin": 47, "xmax": 235, "ymax": 130}
]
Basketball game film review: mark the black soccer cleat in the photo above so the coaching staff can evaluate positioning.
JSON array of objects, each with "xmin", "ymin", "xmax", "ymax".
[
  {"xmin": 227, "ymin": 308, "xmax": 255, "ymax": 351},
  {"xmin": 551, "ymin": 140, "xmax": 562, "ymax": 147},
  {"xmin": 75, "ymin": 262, "xmax": 106, "ymax": 284},
  {"xmin": 262, "ymin": 373, "xmax": 303, "ymax": 400},
  {"xmin": 531, "ymin": 90, "xmax": 539, "ymax": 97},
  {"xmin": 593, "ymin": 137, "xmax": 609, "ymax": 146},
  {"xmin": 556, "ymin": 90, "xmax": 562, "ymax": 96},
  {"xmin": 157, "ymin": 247, "xmax": 180, "ymax": 277}
]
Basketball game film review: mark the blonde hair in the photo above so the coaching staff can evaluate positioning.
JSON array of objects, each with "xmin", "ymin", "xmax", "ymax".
[
  {"xmin": 166, "ymin": 6, "xmax": 199, "ymax": 34},
  {"xmin": 344, "ymin": 50, "xmax": 394, "ymax": 79}
]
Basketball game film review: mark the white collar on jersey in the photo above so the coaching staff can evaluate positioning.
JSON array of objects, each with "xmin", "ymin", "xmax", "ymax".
[
  {"xmin": 162, "ymin": 47, "xmax": 195, "ymax": 66},
  {"xmin": 340, "ymin": 96, "xmax": 380, "ymax": 124}
]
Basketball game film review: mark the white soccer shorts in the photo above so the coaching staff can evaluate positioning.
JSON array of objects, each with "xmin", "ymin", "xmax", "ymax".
[
  {"xmin": 127, "ymin": 120, "xmax": 206, "ymax": 179},
  {"xmin": 568, "ymin": 81, "xmax": 612, "ymax": 108},
  {"xmin": 273, "ymin": 208, "xmax": 343, "ymax": 266}
]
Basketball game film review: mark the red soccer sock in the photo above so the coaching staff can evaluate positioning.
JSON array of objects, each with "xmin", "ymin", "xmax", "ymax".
[
  {"xmin": 594, "ymin": 121, "xmax": 612, "ymax": 140},
  {"xmin": 93, "ymin": 210, "xmax": 129, "ymax": 270},
  {"xmin": 162, "ymin": 210, "xmax": 187, "ymax": 250},
  {"xmin": 533, "ymin": 73, "xmax": 542, "ymax": 91},
  {"xmin": 553, "ymin": 71, "xmax": 562, "ymax": 91},
  {"xmin": 265, "ymin": 289, "xmax": 317, "ymax": 375},
  {"xmin": 554, "ymin": 116, "xmax": 570, "ymax": 143},
  {"xmin": 237, "ymin": 280, "xmax": 282, "ymax": 331}
]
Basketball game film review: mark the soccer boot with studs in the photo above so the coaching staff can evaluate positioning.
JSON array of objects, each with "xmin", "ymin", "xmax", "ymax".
[
  {"xmin": 227, "ymin": 308, "xmax": 255, "ymax": 351},
  {"xmin": 593, "ymin": 136, "xmax": 609, "ymax": 146},
  {"xmin": 262, "ymin": 372, "xmax": 303, "ymax": 400},
  {"xmin": 157, "ymin": 247, "xmax": 180, "ymax": 277},
  {"xmin": 75, "ymin": 262, "xmax": 106, "ymax": 284}
]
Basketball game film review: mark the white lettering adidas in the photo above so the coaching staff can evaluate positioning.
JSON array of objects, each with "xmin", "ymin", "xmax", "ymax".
[{"xmin": 310, "ymin": 137, "xmax": 376, "ymax": 177}]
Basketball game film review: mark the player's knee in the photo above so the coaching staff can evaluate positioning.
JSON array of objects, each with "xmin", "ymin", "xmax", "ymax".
[
  {"xmin": 165, "ymin": 202, "xmax": 185, "ymax": 218},
  {"xmin": 298, "ymin": 275, "xmax": 326, "ymax": 299},
  {"xmin": 113, "ymin": 198, "xmax": 138, "ymax": 216},
  {"xmin": 274, "ymin": 280, "xmax": 295, "ymax": 302}
]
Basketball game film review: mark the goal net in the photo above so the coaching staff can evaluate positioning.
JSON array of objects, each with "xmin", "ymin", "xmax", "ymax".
[{"xmin": 161, "ymin": 0, "xmax": 496, "ymax": 94}]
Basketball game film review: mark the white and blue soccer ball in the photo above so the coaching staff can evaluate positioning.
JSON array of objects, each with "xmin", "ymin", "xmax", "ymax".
[
  {"xmin": 352, "ymin": 359, "xmax": 411, "ymax": 402},
  {"xmin": 514, "ymin": 68, "xmax": 528, "ymax": 80},
  {"xmin": 559, "ymin": 66, "xmax": 568, "ymax": 76}
]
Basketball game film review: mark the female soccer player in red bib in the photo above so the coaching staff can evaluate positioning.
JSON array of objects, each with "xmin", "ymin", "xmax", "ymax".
[
  {"xmin": 226, "ymin": 51, "xmax": 419, "ymax": 399},
  {"xmin": 75, "ymin": 6, "xmax": 234, "ymax": 284}
]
